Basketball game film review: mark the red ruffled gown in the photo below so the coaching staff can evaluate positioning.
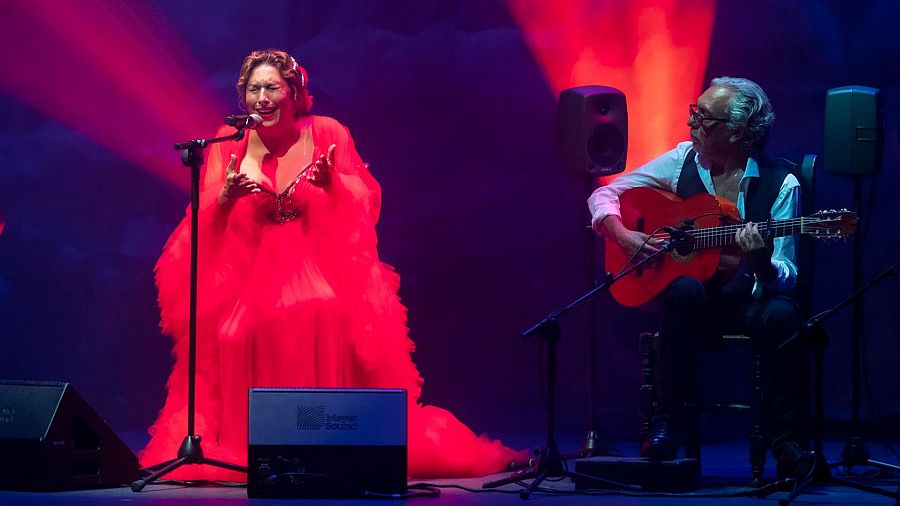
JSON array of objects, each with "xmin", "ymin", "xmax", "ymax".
[{"xmin": 140, "ymin": 116, "xmax": 521, "ymax": 480}]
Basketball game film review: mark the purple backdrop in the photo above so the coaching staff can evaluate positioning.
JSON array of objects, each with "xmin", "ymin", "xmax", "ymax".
[{"xmin": 1, "ymin": 1, "xmax": 898, "ymax": 447}]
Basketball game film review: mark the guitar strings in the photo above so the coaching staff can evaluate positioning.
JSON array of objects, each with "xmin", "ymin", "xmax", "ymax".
[
  {"xmin": 620, "ymin": 214, "xmax": 842, "ymax": 274},
  {"xmin": 649, "ymin": 216, "xmax": 828, "ymax": 242}
]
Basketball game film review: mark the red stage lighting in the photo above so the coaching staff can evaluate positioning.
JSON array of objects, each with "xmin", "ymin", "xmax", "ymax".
[
  {"xmin": 0, "ymin": 0, "xmax": 226, "ymax": 191},
  {"xmin": 507, "ymin": 0, "xmax": 717, "ymax": 178}
]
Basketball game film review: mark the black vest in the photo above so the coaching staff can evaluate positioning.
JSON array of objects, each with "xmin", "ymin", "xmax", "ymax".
[
  {"xmin": 676, "ymin": 149, "xmax": 792, "ymax": 222},
  {"xmin": 676, "ymin": 149, "xmax": 793, "ymax": 296}
]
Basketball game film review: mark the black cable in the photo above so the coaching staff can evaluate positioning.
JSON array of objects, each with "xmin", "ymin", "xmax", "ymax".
[
  {"xmin": 613, "ymin": 211, "xmax": 735, "ymax": 277},
  {"xmin": 614, "ymin": 224, "xmax": 671, "ymax": 277},
  {"xmin": 413, "ymin": 473, "xmax": 818, "ymax": 499},
  {"xmin": 127, "ymin": 479, "xmax": 247, "ymax": 488},
  {"xmin": 431, "ymin": 478, "xmax": 793, "ymax": 499},
  {"xmin": 410, "ymin": 482, "xmax": 523, "ymax": 494},
  {"xmin": 264, "ymin": 472, "xmax": 440, "ymax": 499}
]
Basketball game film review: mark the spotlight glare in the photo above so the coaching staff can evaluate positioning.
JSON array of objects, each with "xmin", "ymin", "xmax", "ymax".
[{"xmin": 507, "ymin": 0, "xmax": 718, "ymax": 179}]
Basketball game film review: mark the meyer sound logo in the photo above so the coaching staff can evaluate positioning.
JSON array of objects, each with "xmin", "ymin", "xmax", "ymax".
[
  {"xmin": 297, "ymin": 405, "xmax": 326, "ymax": 430},
  {"xmin": 296, "ymin": 405, "xmax": 358, "ymax": 431}
]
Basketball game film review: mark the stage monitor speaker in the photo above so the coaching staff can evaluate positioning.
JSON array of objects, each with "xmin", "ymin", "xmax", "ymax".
[
  {"xmin": 247, "ymin": 388, "xmax": 407, "ymax": 498},
  {"xmin": 824, "ymin": 85, "xmax": 882, "ymax": 175},
  {"xmin": 558, "ymin": 85, "xmax": 627, "ymax": 177},
  {"xmin": 0, "ymin": 380, "xmax": 139, "ymax": 490}
]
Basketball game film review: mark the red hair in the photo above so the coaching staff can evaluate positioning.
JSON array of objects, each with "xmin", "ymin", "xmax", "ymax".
[{"xmin": 236, "ymin": 49, "xmax": 312, "ymax": 116}]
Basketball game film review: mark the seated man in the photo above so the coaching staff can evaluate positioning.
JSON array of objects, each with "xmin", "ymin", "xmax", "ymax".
[{"xmin": 588, "ymin": 77, "xmax": 812, "ymax": 478}]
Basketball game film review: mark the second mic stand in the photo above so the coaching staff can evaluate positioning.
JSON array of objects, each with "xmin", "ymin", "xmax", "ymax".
[
  {"xmin": 768, "ymin": 256, "xmax": 900, "ymax": 505},
  {"xmin": 132, "ymin": 128, "xmax": 250, "ymax": 491},
  {"xmin": 483, "ymin": 237, "xmax": 677, "ymax": 499}
]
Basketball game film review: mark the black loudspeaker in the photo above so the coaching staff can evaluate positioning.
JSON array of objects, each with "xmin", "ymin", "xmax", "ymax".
[
  {"xmin": 824, "ymin": 86, "xmax": 883, "ymax": 175},
  {"xmin": 0, "ymin": 380, "xmax": 139, "ymax": 490},
  {"xmin": 559, "ymin": 85, "xmax": 627, "ymax": 177},
  {"xmin": 247, "ymin": 388, "xmax": 407, "ymax": 498}
]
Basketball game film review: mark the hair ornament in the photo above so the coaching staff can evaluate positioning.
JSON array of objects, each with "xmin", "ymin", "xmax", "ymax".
[{"xmin": 289, "ymin": 56, "xmax": 306, "ymax": 88}]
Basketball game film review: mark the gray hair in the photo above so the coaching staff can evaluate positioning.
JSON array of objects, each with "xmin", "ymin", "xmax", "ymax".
[{"xmin": 710, "ymin": 76, "xmax": 775, "ymax": 152}]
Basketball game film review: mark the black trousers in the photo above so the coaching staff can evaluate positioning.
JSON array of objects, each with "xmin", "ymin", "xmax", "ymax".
[{"xmin": 655, "ymin": 276, "xmax": 811, "ymax": 449}]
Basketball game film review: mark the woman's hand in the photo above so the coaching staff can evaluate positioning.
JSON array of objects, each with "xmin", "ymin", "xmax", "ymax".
[
  {"xmin": 219, "ymin": 154, "xmax": 260, "ymax": 205},
  {"xmin": 307, "ymin": 144, "xmax": 336, "ymax": 188}
]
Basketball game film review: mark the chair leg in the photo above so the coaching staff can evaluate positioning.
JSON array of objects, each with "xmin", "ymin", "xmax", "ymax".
[
  {"xmin": 639, "ymin": 332, "xmax": 658, "ymax": 445},
  {"xmin": 749, "ymin": 351, "xmax": 766, "ymax": 487}
]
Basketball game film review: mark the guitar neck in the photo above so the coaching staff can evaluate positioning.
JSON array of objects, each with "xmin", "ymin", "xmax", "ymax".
[{"xmin": 688, "ymin": 217, "xmax": 805, "ymax": 250}]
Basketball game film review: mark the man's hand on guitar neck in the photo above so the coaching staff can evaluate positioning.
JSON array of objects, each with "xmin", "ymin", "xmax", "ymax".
[
  {"xmin": 594, "ymin": 215, "xmax": 666, "ymax": 261},
  {"xmin": 736, "ymin": 222, "xmax": 777, "ymax": 282}
]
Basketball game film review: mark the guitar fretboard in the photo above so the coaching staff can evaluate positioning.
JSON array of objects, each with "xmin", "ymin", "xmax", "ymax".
[{"xmin": 668, "ymin": 217, "xmax": 807, "ymax": 250}]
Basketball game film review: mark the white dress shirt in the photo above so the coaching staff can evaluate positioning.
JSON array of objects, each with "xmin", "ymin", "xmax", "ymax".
[{"xmin": 587, "ymin": 141, "xmax": 801, "ymax": 296}]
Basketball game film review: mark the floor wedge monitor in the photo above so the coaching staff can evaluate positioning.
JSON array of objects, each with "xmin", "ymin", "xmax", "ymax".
[{"xmin": 0, "ymin": 380, "xmax": 139, "ymax": 490}]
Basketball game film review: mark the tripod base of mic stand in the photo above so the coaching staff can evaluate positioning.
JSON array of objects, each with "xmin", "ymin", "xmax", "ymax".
[
  {"xmin": 485, "ymin": 448, "xmax": 645, "ymax": 499},
  {"xmin": 483, "ymin": 448, "xmax": 568, "ymax": 499},
  {"xmin": 506, "ymin": 431, "xmax": 608, "ymax": 472},
  {"xmin": 832, "ymin": 436, "xmax": 900, "ymax": 474},
  {"xmin": 772, "ymin": 450, "xmax": 900, "ymax": 505},
  {"xmin": 131, "ymin": 435, "xmax": 247, "ymax": 492}
]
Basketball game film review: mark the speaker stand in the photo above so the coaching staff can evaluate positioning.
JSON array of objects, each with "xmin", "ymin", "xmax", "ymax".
[{"xmin": 771, "ymin": 256, "xmax": 900, "ymax": 504}]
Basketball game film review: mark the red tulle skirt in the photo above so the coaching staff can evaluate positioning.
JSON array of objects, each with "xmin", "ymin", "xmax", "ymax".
[{"xmin": 140, "ymin": 190, "xmax": 522, "ymax": 480}]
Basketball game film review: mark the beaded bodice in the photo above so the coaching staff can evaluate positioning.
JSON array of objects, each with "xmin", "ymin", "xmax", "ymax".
[{"xmin": 252, "ymin": 162, "xmax": 314, "ymax": 223}]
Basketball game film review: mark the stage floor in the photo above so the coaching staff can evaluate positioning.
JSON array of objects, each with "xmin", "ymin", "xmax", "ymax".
[{"xmin": 2, "ymin": 438, "xmax": 898, "ymax": 505}]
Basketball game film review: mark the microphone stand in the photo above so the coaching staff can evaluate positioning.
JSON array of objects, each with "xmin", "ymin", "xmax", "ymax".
[
  {"xmin": 483, "ymin": 237, "xmax": 677, "ymax": 499},
  {"xmin": 768, "ymin": 257, "xmax": 900, "ymax": 505},
  {"xmin": 131, "ymin": 128, "xmax": 250, "ymax": 491}
]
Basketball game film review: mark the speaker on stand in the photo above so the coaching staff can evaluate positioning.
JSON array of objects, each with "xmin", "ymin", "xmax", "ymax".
[
  {"xmin": 773, "ymin": 86, "xmax": 899, "ymax": 505},
  {"xmin": 822, "ymin": 85, "xmax": 895, "ymax": 474},
  {"xmin": 558, "ymin": 86, "xmax": 627, "ymax": 457},
  {"xmin": 559, "ymin": 86, "xmax": 628, "ymax": 178}
]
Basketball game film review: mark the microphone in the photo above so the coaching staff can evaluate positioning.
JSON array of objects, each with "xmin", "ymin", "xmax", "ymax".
[
  {"xmin": 663, "ymin": 226, "xmax": 691, "ymax": 239},
  {"xmin": 663, "ymin": 226, "xmax": 694, "ymax": 254},
  {"xmin": 224, "ymin": 113, "xmax": 263, "ymax": 130}
]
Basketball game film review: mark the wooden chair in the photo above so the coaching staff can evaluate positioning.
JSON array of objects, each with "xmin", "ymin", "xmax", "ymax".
[{"xmin": 638, "ymin": 154, "xmax": 816, "ymax": 486}]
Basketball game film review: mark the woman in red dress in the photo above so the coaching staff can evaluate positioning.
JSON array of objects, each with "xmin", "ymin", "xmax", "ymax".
[{"xmin": 140, "ymin": 49, "xmax": 520, "ymax": 481}]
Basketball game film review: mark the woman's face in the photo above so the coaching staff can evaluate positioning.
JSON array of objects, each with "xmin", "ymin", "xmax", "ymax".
[{"xmin": 245, "ymin": 64, "xmax": 296, "ymax": 127}]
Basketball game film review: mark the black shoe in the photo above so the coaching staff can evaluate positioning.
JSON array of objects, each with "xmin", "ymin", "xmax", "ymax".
[
  {"xmin": 640, "ymin": 416, "xmax": 678, "ymax": 460},
  {"xmin": 774, "ymin": 442, "xmax": 814, "ymax": 479}
]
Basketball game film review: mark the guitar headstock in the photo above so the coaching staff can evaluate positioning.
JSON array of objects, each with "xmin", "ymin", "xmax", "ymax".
[{"xmin": 804, "ymin": 209, "xmax": 858, "ymax": 239}]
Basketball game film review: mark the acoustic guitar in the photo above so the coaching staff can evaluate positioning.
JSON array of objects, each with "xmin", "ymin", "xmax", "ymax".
[{"xmin": 605, "ymin": 187, "xmax": 858, "ymax": 307}]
